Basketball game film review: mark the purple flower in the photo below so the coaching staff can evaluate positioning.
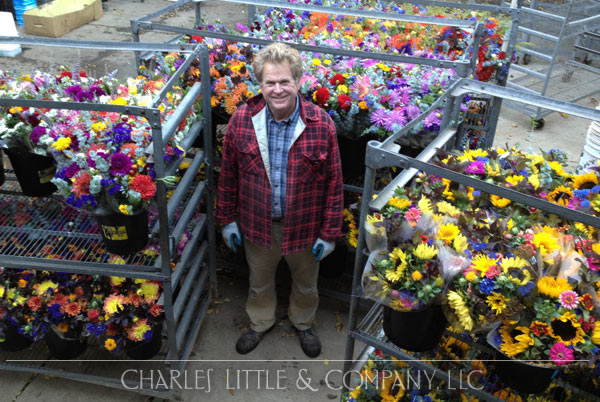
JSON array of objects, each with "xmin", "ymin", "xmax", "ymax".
[
  {"xmin": 423, "ymin": 111, "xmax": 441, "ymax": 128},
  {"xmin": 63, "ymin": 163, "xmax": 81, "ymax": 179},
  {"xmin": 326, "ymin": 23, "xmax": 334, "ymax": 33},
  {"xmin": 383, "ymin": 109, "xmax": 407, "ymax": 132},
  {"xmin": 407, "ymin": 104, "xmax": 421, "ymax": 120},
  {"xmin": 235, "ymin": 23, "xmax": 249, "ymax": 33},
  {"xmin": 465, "ymin": 161, "xmax": 486, "ymax": 175},
  {"xmin": 109, "ymin": 153, "xmax": 132, "ymax": 176},
  {"xmin": 370, "ymin": 108, "xmax": 388, "ymax": 127},
  {"xmin": 29, "ymin": 126, "xmax": 46, "ymax": 144}
]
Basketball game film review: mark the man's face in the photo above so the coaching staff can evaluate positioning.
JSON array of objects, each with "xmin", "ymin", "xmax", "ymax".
[{"xmin": 260, "ymin": 61, "xmax": 299, "ymax": 121}]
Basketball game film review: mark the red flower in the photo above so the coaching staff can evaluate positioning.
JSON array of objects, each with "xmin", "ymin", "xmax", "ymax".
[
  {"xmin": 581, "ymin": 294, "xmax": 594, "ymax": 310},
  {"xmin": 60, "ymin": 70, "xmax": 72, "ymax": 79},
  {"xmin": 27, "ymin": 296, "xmax": 42, "ymax": 312},
  {"xmin": 87, "ymin": 309, "xmax": 100, "ymax": 322},
  {"xmin": 49, "ymin": 293, "xmax": 68, "ymax": 306},
  {"xmin": 149, "ymin": 303, "xmax": 163, "ymax": 317},
  {"xmin": 78, "ymin": 71, "xmax": 87, "ymax": 78},
  {"xmin": 314, "ymin": 87, "xmax": 330, "ymax": 106},
  {"xmin": 337, "ymin": 94, "xmax": 352, "ymax": 112},
  {"xmin": 129, "ymin": 292, "xmax": 143, "ymax": 307},
  {"xmin": 129, "ymin": 175, "xmax": 156, "ymax": 201},
  {"xmin": 328, "ymin": 73, "xmax": 345, "ymax": 86},
  {"xmin": 62, "ymin": 302, "xmax": 81, "ymax": 317}
]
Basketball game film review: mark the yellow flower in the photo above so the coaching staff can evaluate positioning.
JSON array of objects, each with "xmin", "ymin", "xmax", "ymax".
[
  {"xmin": 486, "ymin": 293, "xmax": 507, "ymax": 315},
  {"xmin": 411, "ymin": 271, "xmax": 423, "ymax": 281},
  {"xmin": 417, "ymin": 196, "xmax": 433, "ymax": 214},
  {"xmin": 457, "ymin": 149, "xmax": 488, "ymax": 162},
  {"xmin": 549, "ymin": 312, "xmax": 586, "ymax": 346},
  {"xmin": 572, "ymin": 172, "xmax": 598, "ymax": 189},
  {"xmin": 442, "ymin": 178, "xmax": 455, "ymax": 201},
  {"xmin": 36, "ymin": 280, "xmax": 58, "ymax": 295},
  {"xmin": 104, "ymin": 338, "xmax": 117, "ymax": 351},
  {"xmin": 593, "ymin": 242, "xmax": 600, "ymax": 255},
  {"xmin": 337, "ymin": 84, "xmax": 348, "ymax": 93},
  {"xmin": 472, "ymin": 254, "xmax": 498, "ymax": 274},
  {"xmin": 490, "ymin": 194, "xmax": 511, "ymax": 207},
  {"xmin": 103, "ymin": 294, "xmax": 127, "ymax": 315},
  {"xmin": 109, "ymin": 97, "xmax": 128, "ymax": 105},
  {"xmin": 465, "ymin": 271, "xmax": 477, "ymax": 282},
  {"xmin": 547, "ymin": 185, "xmax": 573, "ymax": 206},
  {"xmin": 528, "ymin": 174, "xmax": 540, "ymax": 189},
  {"xmin": 91, "ymin": 121, "xmax": 107, "ymax": 132},
  {"xmin": 548, "ymin": 160, "xmax": 569, "ymax": 177},
  {"xmin": 592, "ymin": 325, "xmax": 600, "ymax": 345},
  {"xmin": 453, "ymin": 234, "xmax": 468, "ymax": 254},
  {"xmin": 376, "ymin": 63, "xmax": 390, "ymax": 72},
  {"xmin": 506, "ymin": 218, "xmax": 514, "ymax": 230},
  {"xmin": 118, "ymin": 204, "xmax": 130, "ymax": 215},
  {"xmin": 312, "ymin": 59, "xmax": 321, "ymax": 66},
  {"xmin": 447, "ymin": 291, "xmax": 473, "ymax": 331},
  {"xmin": 323, "ymin": 59, "xmax": 331, "ymax": 65},
  {"xmin": 499, "ymin": 321, "xmax": 533, "ymax": 357},
  {"xmin": 537, "ymin": 276, "xmax": 572, "ymax": 298},
  {"xmin": 485, "ymin": 162, "xmax": 501, "ymax": 177},
  {"xmin": 358, "ymin": 101, "xmax": 368, "ymax": 110},
  {"xmin": 438, "ymin": 223, "xmax": 459, "ymax": 243},
  {"xmin": 533, "ymin": 231, "xmax": 559, "ymax": 254},
  {"xmin": 140, "ymin": 281, "xmax": 160, "ymax": 301},
  {"xmin": 387, "ymin": 196, "xmax": 411, "ymax": 210},
  {"xmin": 414, "ymin": 242, "xmax": 437, "ymax": 260},
  {"xmin": 506, "ymin": 175, "xmax": 524, "ymax": 186},
  {"xmin": 436, "ymin": 201, "xmax": 460, "ymax": 217},
  {"xmin": 127, "ymin": 319, "xmax": 152, "ymax": 342},
  {"xmin": 51, "ymin": 137, "xmax": 72, "ymax": 151},
  {"xmin": 500, "ymin": 256, "xmax": 528, "ymax": 271}
]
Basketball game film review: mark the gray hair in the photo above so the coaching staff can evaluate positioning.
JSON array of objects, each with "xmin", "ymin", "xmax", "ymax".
[{"xmin": 253, "ymin": 42, "xmax": 303, "ymax": 84}]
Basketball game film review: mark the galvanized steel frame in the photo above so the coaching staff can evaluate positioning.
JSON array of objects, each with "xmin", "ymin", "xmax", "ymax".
[{"xmin": 0, "ymin": 38, "xmax": 217, "ymax": 400}]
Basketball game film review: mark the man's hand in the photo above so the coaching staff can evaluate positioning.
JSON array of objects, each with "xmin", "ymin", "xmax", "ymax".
[
  {"xmin": 222, "ymin": 222, "xmax": 242, "ymax": 252},
  {"xmin": 311, "ymin": 238, "xmax": 335, "ymax": 262}
]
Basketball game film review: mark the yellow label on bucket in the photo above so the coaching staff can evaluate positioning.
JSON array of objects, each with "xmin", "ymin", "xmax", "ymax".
[
  {"xmin": 101, "ymin": 225, "xmax": 129, "ymax": 241},
  {"xmin": 39, "ymin": 165, "xmax": 57, "ymax": 184}
]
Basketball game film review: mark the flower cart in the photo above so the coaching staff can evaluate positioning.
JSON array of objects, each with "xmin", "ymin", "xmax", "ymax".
[
  {"xmin": 342, "ymin": 78, "xmax": 600, "ymax": 400},
  {"xmin": 0, "ymin": 38, "xmax": 216, "ymax": 400}
]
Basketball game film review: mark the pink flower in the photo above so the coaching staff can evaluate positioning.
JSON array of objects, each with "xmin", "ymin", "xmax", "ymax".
[
  {"xmin": 559, "ymin": 290, "xmax": 579, "ymax": 309},
  {"xmin": 405, "ymin": 207, "xmax": 422, "ymax": 223},
  {"xmin": 549, "ymin": 343, "xmax": 574, "ymax": 366},
  {"xmin": 485, "ymin": 265, "xmax": 501, "ymax": 279}
]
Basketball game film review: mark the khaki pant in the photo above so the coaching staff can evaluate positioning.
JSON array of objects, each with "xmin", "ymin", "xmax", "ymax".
[{"xmin": 244, "ymin": 221, "xmax": 319, "ymax": 332}]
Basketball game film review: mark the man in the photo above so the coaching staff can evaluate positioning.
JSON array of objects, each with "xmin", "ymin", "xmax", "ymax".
[{"xmin": 214, "ymin": 42, "xmax": 344, "ymax": 358}]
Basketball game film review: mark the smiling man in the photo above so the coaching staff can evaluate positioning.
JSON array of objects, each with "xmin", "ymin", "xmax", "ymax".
[{"xmin": 214, "ymin": 42, "xmax": 344, "ymax": 358}]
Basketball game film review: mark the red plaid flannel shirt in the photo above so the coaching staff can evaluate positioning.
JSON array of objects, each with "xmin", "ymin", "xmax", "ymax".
[{"xmin": 214, "ymin": 94, "xmax": 344, "ymax": 255}]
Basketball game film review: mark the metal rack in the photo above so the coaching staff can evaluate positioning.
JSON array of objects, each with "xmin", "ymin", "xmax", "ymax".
[
  {"xmin": 505, "ymin": 0, "xmax": 600, "ymax": 124},
  {"xmin": 0, "ymin": 38, "xmax": 217, "ymax": 400},
  {"xmin": 343, "ymin": 77, "xmax": 600, "ymax": 400}
]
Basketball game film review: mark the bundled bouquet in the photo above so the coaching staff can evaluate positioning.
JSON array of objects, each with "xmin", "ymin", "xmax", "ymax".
[{"xmin": 362, "ymin": 189, "xmax": 469, "ymax": 312}]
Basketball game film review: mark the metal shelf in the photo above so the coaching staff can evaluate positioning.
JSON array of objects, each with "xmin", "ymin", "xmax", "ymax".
[{"xmin": 0, "ymin": 39, "xmax": 217, "ymax": 400}]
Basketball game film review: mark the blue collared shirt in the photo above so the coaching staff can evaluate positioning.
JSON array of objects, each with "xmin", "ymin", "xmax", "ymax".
[{"xmin": 266, "ymin": 97, "xmax": 300, "ymax": 219}]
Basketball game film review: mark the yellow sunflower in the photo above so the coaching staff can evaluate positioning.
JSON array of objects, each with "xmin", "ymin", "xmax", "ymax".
[
  {"xmin": 572, "ymin": 171, "xmax": 599, "ymax": 190},
  {"xmin": 547, "ymin": 185, "xmax": 574, "ymax": 206},
  {"xmin": 387, "ymin": 196, "xmax": 411, "ymax": 210},
  {"xmin": 379, "ymin": 372, "xmax": 405, "ymax": 402},
  {"xmin": 447, "ymin": 291, "xmax": 473, "ymax": 331},
  {"xmin": 499, "ymin": 321, "xmax": 534, "ymax": 357},
  {"xmin": 549, "ymin": 312, "xmax": 586, "ymax": 346},
  {"xmin": 537, "ymin": 277, "xmax": 572, "ymax": 298},
  {"xmin": 472, "ymin": 254, "xmax": 498, "ymax": 274},
  {"xmin": 533, "ymin": 231, "xmax": 559, "ymax": 254},
  {"xmin": 486, "ymin": 292, "xmax": 507, "ymax": 315}
]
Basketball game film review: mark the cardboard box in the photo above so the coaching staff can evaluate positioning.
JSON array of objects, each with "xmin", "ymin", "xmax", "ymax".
[{"xmin": 23, "ymin": 0, "xmax": 103, "ymax": 38}]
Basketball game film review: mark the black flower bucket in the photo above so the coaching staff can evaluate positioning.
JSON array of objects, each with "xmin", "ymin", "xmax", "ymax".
[
  {"xmin": 96, "ymin": 210, "xmax": 149, "ymax": 255},
  {"xmin": 318, "ymin": 241, "xmax": 348, "ymax": 278},
  {"xmin": 382, "ymin": 304, "xmax": 448, "ymax": 352},
  {"xmin": 5, "ymin": 148, "xmax": 57, "ymax": 197},
  {"xmin": 0, "ymin": 323, "xmax": 33, "ymax": 352},
  {"xmin": 491, "ymin": 351, "xmax": 557, "ymax": 394},
  {"xmin": 45, "ymin": 326, "xmax": 87, "ymax": 359},
  {"xmin": 337, "ymin": 136, "xmax": 371, "ymax": 180},
  {"xmin": 0, "ymin": 148, "xmax": 6, "ymax": 187},
  {"xmin": 125, "ymin": 323, "xmax": 163, "ymax": 360},
  {"xmin": 193, "ymin": 109, "xmax": 229, "ymax": 149}
]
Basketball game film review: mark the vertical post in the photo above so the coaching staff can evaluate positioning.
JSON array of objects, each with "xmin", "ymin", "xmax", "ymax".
[
  {"xmin": 149, "ymin": 109, "xmax": 179, "ymax": 362},
  {"xmin": 342, "ymin": 142, "xmax": 377, "ymax": 390},
  {"xmin": 468, "ymin": 22, "xmax": 484, "ymax": 79},
  {"xmin": 247, "ymin": 4, "xmax": 256, "ymax": 27},
  {"xmin": 131, "ymin": 18, "xmax": 142, "ymax": 70},
  {"xmin": 194, "ymin": 0, "xmax": 202, "ymax": 25},
  {"xmin": 199, "ymin": 44, "xmax": 218, "ymax": 300}
]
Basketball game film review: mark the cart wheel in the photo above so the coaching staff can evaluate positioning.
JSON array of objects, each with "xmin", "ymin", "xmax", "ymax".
[
  {"xmin": 523, "ymin": 54, "xmax": 531, "ymax": 65},
  {"xmin": 533, "ymin": 118, "xmax": 545, "ymax": 130}
]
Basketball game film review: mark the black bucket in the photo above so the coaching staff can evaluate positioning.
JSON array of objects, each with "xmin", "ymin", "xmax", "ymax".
[
  {"xmin": 382, "ymin": 304, "xmax": 448, "ymax": 352},
  {"xmin": 492, "ymin": 351, "xmax": 557, "ymax": 394},
  {"xmin": 45, "ymin": 327, "xmax": 87, "ymax": 359},
  {"xmin": 319, "ymin": 241, "xmax": 348, "ymax": 278},
  {"xmin": 5, "ymin": 148, "xmax": 57, "ymax": 197},
  {"xmin": 0, "ymin": 323, "xmax": 33, "ymax": 352},
  {"xmin": 337, "ymin": 136, "xmax": 370, "ymax": 180},
  {"xmin": 96, "ymin": 210, "xmax": 149, "ymax": 255},
  {"xmin": 193, "ymin": 110, "xmax": 229, "ymax": 149},
  {"xmin": 125, "ymin": 323, "xmax": 163, "ymax": 360},
  {"xmin": 0, "ymin": 148, "xmax": 5, "ymax": 187}
]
